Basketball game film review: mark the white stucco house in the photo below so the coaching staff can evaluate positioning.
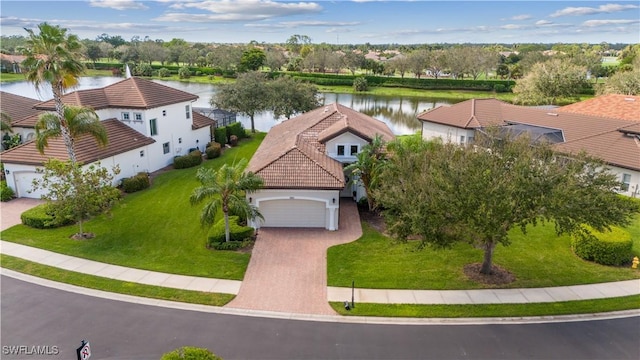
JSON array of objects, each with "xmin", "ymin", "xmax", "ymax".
[
  {"xmin": 1, "ymin": 77, "xmax": 214, "ymax": 198},
  {"xmin": 418, "ymin": 95, "xmax": 640, "ymax": 197},
  {"xmin": 246, "ymin": 103, "xmax": 395, "ymax": 230}
]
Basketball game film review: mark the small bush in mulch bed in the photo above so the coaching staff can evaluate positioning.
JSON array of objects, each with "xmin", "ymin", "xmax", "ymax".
[
  {"xmin": 205, "ymin": 142, "xmax": 222, "ymax": 159},
  {"xmin": 121, "ymin": 172, "xmax": 151, "ymax": 193},
  {"xmin": 463, "ymin": 263, "xmax": 516, "ymax": 287},
  {"xmin": 207, "ymin": 216, "xmax": 255, "ymax": 247},
  {"xmin": 21, "ymin": 203, "xmax": 73, "ymax": 229},
  {"xmin": 174, "ymin": 150, "xmax": 203, "ymax": 169}
]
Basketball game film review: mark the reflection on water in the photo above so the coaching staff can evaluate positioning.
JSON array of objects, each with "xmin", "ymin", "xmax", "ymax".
[{"xmin": 1, "ymin": 77, "xmax": 460, "ymax": 135}]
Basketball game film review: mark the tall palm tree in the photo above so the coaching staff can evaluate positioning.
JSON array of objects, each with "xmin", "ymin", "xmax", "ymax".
[
  {"xmin": 19, "ymin": 22, "xmax": 86, "ymax": 164},
  {"xmin": 1, "ymin": 111, "xmax": 12, "ymax": 133},
  {"xmin": 190, "ymin": 159, "xmax": 264, "ymax": 242},
  {"xmin": 35, "ymin": 105, "xmax": 108, "ymax": 155}
]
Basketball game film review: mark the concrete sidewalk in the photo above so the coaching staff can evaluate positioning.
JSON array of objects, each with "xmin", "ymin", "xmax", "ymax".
[{"xmin": 2, "ymin": 240, "xmax": 639, "ymax": 306}]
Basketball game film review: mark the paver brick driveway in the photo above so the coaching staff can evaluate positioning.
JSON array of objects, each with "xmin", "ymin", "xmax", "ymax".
[
  {"xmin": 227, "ymin": 200, "xmax": 362, "ymax": 315},
  {"xmin": 1, "ymin": 198, "xmax": 44, "ymax": 231}
]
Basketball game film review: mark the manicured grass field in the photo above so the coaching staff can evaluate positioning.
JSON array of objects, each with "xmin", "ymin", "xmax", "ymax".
[
  {"xmin": 0, "ymin": 134, "xmax": 265, "ymax": 280},
  {"xmin": 1, "ymin": 254, "xmax": 234, "ymax": 306},
  {"xmin": 327, "ymin": 222, "xmax": 640, "ymax": 290}
]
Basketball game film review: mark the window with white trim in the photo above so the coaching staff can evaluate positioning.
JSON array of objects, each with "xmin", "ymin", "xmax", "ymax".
[
  {"xmin": 185, "ymin": 105, "xmax": 190, "ymax": 119},
  {"xmin": 621, "ymin": 173, "xmax": 631, "ymax": 191},
  {"xmin": 134, "ymin": 112, "xmax": 142, "ymax": 121},
  {"xmin": 121, "ymin": 112, "xmax": 130, "ymax": 121},
  {"xmin": 149, "ymin": 119, "xmax": 158, "ymax": 136},
  {"xmin": 460, "ymin": 135, "xmax": 465, "ymax": 143},
  {"xmin": 337, "ymin": 145, "xmax": 345, "ymax": 156},
  {"xmin": 350, "ymin": 145, "xmax": 359, "ymax": 156},
  {"xmin": 163, "ymin": 142, "xmax": 170, "ymax": 154}
]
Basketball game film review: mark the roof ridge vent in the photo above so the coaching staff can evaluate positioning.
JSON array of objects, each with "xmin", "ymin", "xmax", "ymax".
[
  {"xmin": 546, "ymin": 112, "xmax": 559, "ymax": 116},
  {"xmin": 624, "ymin": 97, "xmax": 636, "ymax": 102},
  {"xmin": 324, "ymin": 107, "xmax": 329, "ymax": 112}
]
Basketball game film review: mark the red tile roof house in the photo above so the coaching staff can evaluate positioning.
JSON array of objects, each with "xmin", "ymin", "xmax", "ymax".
[
  {"xmin": 1, "ymin": 77, "xmax": 214, "ymax": 198},
  {"xmin": 246, "ymin": 103, "xmax": 394, "ymax": 230},
  {"xmin": 417, "ymin": 96, "xmax": 640, "ymax": 197}
]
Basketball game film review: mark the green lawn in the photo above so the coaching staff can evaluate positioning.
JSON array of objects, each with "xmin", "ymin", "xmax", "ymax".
[
  {"xmin": 328, "ymin": 222, "xmax": 640, "ymax": 290},
  {"xmin": 0, "ymin": 134, "xmax": 265, "ymax": 280}
]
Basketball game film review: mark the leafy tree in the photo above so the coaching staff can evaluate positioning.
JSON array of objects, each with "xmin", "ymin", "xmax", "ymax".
[
  {"xmin": 190, "ymin": 159, "xmax": 263, "ymax": 243},
  {"xmin": 342, "ymin": 51, "xmax": 366, "ymax": 75},
  {"xmin": 268, "ymin": 75, "xmax": 320, "ymax": 119},
  {"xmin": 206, "ymin": 44, "xmax": 243, "ymax": 72},
  {"xmin": 345, "ymin": 134, "xmax": 387, "ymax": 211},
  {"xmin": 513, "ymin": 59, "xmax": 588, "ymax": 105},
  {"xmin": 84, "ymin": 43, "xmax": 102, "ymax": 66},
  {"xmin": 286, "ymin": 34, "xmax": 312, "ymax": 55},
  {"xmin": 407, "ymin": 49, "xmax": 428, "ymax": 78},
  {"xmin": 34, "ymin": 105, "xmax": 108, "ymax": 156},
  {"xmin": 19, "ymin": 22, "xmax": 86, "ymax": 165},
  {"xmin": 386, "ymin": 55, "xmax": 409, "ymax": 78},
  {"xmin": 239, "ymin": 47, "xmax": 266, "ymax": 72},
  {"xmin": 375, "ymin": 133, "xmax": 639, "ymax": 276},
  {"xmin": 211, "ymin": 71, "xmax": 269, "ymax": 133},
  {"xmin": 265, "ymin": 48, "xmax": 287, "ymax": 72},
  {"xmin": 597, "ymin": 70, "xmax": 640, "ymax": 95},
  {"xmin": 353, "ymin": 76, "xmax": 368, "ymax": 91},
  {"xmin": 178, "ymin": 66, "xmax": 191, "ymax": 79},
  {"xmin": 32, "ymin": 159, "xmax": 121, "ymax": 238}
]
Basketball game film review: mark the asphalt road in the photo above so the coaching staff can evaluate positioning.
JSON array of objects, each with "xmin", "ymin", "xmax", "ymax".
[{"xmin": 1, "ymin": 276, "xmax": 639, "ymax": 360}]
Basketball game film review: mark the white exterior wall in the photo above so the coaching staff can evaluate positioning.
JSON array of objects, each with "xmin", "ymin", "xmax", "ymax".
[
  {"xmin": 325, "ymin": 132, "xmax": 369, "ymax": 163},
  {"xmin": 4, "ymin": 163, "xmax": 47, "ymax": 198},
  {"xmin": 248, "ymin": 189, "xmax": 340, "ymax": 230},
  {"xmin": 608, "ymin": 165, "xmax": 640, "ymax": 198},
  {"xmin": 421, "ymin": 121, "xmax": 476, "ymax": 144}
]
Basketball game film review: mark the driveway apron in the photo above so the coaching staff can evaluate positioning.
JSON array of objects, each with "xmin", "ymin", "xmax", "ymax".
[
  {"xmin": 227, "ymin": 199, "xmax": 363, "ymax": 315},
  {"xmin": 1, "ymin": 198, "xmax": 44, "ymax": 231}
]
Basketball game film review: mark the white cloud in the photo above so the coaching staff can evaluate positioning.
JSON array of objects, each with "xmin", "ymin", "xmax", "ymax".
[
  {"xmin": 89, "ymin": 0, "xmax": 149, "ymax": 11},
  {"xmin": 245, "ymin": 20, "xmax": 360, "ymax": 29},
  {"xmin": 511, "ymin": 14, "xmax": 531, "ymax": 21},
  {"xmin": 550, "ymin": 3, "xmax": 639, "ymax": 17},
  {"xmin": 535, "ymin": 20, "xmax": 553, "ymax": 26},
  {"xmin": 501, "ymin": 24, "xmax": 524, "ymax": 30},
  {"xmin": 582, "ymin": 19, "xmax": 640, "ymax": 27}
]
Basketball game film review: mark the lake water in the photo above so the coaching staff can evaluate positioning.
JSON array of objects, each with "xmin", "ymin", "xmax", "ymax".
[{"xmin": 0, "ymin": 76, "xmax": 459, "ymax": 135}]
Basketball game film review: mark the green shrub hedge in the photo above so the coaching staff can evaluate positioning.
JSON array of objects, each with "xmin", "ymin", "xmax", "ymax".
[
  {"xmin": 161, "ymin": 346, "xmax": 222, "ymax": 360},
  {"xmin": 214, "ymin": 126, "xmax": 227, "ymax": 145},
  {"xmin": 572, "ymin": 225, "xmax": 634, "ymax": 266},
  {"xmin": 174, "ymin": 150, "xmax": 203, "ymax": 169},
  {"xmin": 20, "ymin": 203, "xmax": 72, "ymax": 229},
  {"xmin": 207, "ymin": 216, "xmax": 255, "ymax": 247},
  {"xmin": 205, "ymin": 142, "xmax": 222, "ymax": 159},
  {"xmin": 1, "ymin": 180, "xmax": 14, "ymax": 202},
  {"xmin": 121, "ymin": 172, "xmax": 151, "ymax": 193},
  {"xmin": 226, "ymin": 122, "xmax": 247, "ymax": 140}
]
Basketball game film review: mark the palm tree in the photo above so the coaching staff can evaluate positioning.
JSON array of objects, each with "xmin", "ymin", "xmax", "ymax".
[
  {"xmin": 345, "ymin": 134, "xmax": 387, "ymax": 211},
  {"xmin": 35, "ymin": 105, "xmax": 108, "ymax": 155},
  {"xmin": 190, "ymin": 159, "xmax": 264, "ymax": 242},
  {"xmin": 19, "ymin": 22, "xmax": 86, "ymax": 164},
  {"xmin": 1, "ymin": 111, "xmax": 12, "ymax": 133}
]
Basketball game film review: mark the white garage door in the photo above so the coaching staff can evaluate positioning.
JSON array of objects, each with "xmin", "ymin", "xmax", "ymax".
[
  {"xmin": 14, "ymin": 171, "xmax": 46, "ymax": 199},
  {"xmin": 260, "ymin": 199, "xmax": 326, "ymax": 228}
]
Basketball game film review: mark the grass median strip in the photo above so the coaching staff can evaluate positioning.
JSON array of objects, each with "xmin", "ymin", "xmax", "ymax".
[
  {"xmin": 1, "ymin": 254, "xmax": 235, "ymax": 306},
  {"xmin": 329, "ymin": 296, "xmax": 640, "ymax": 318}
]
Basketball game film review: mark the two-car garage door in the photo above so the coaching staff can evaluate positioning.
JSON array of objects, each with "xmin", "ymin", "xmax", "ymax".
[{"xmin": 260, "ymin": 199, "xmax": 326, "ymax": 228}]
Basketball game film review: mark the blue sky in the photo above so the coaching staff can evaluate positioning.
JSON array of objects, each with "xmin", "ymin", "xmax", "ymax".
[{"xmin": 1, "ymin": 1, "xmax": 639, "ymax": 44}]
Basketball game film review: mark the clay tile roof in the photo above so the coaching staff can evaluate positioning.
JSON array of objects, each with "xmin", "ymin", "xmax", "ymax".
[
  {"xmin": 557, "ymin": 94, "xmax": 640, "ymax": 122},
  {"xmin": 191, "ymin": 111, "xmax": 215, "ymax": 130},
  {"xmin": 247, "ymin": 103, "xmax": 395, "ymax": 189},
  {"xmin": 0, "ymin": 91, "xmax": 42, "ymax": 126},
  {"xmin": 0, "ymin": 119, "xmax": 155, "ymax": 166},
  {"xmin": 417, "ymin": 98, "xmax": 505, "ymax": 129},
  {"xmin": 34, "ymin": 77, "xmax": 198, "ymax": 110},
  {"xmin": 318, "ymin": 103, "xmax": 395, "ymax": 143}
]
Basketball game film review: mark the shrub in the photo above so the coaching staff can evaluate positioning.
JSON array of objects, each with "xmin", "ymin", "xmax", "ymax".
[
  {"xmin": 161, "ymin": 346, "xmax": 222, "ymax": 360},
  {"xmin": 1, "ymin": 180, "xmax": 14, "ymax": 202},
  {"xmin": 353, "ymin": 76, "xmax": 368, "ymax": 91},
  {"xmin": 174, "ymin": 150, "xmax": 203, "ymax": 169},
  {"xmin": 207, "ymin": 216, "xmax": 255, "ymax": 246},
  {"xmin": 20, "ymin": 203, "xmax": 72, "ymax": 229},
  {"xmin": 229, "ymin": 135, "xmax": 238, "ymax": 147},
  {"xmin": 157, "ymin": 68, "xmax": 171, "ymax": 77},
  {"xmin": 211, "ymin": 239, "xmax": 253, "ymax": 251},
  {"xmin": 178, "ymin": 66, "xmax": 191, "ymax": 79},
  {"xmin": 121, "ymin": 172, "xmax": 150, "ymax": 193},
  {"xmin": 205, "ymin": 142, "xmax": 222, "ymax": 159},
  {"xmin": 226, "ymin": 122, "xmax": 246, "ymax": 139},
  {"xmin": 214, "ymin": 126, "xmax": 227, "ymax": 145},
  {"xmin": 572, "ymin": 225, "xmax": 633, "ymax": 266}
]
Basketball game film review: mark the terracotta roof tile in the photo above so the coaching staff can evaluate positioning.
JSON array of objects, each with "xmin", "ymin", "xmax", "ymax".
[
  {"xmin": 191, "ymin": 111, "xmax": 215, "ymax": 130},
  {"xmin": 0, "ymin": 91, "xmax": 42, "ymax": 126},
  {"xmin": 248, "ymin": 103, "xmax": 395, "ymax": 189},
  {"xmin": 557, "ymin": 94, "xmax": 640, "ymax": 122},
  {"xmin": 1, "ymin": 119, "xmax": 155, "ymax": 166},
  {"xmin": 318, "ymin": 104, "xmax": 395, "ymax": 143},
  {"xmin": 34, "ymin": 77, "xmax": 198, "ymax": 110},
  {"xmin": 417, "ymin": 97, "xmax": 640, "ymax": 171}
]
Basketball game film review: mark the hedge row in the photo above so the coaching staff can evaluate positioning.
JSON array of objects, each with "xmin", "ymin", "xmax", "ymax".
[
  {"xmin": 121, "ymin": 172, "xmax": 151, "ymax": 193},
  {"xmin": 20, "ymin": 204, "xmax": 72, "ymax": 229},
  {"xmin": 207, "ymin": 215, "xmax": 254, "ymax": 247},
  {"xmin": 93, "ymin": 62, "xmax": 236, "ymax": 77},
  {"xmin": 214, "ymin": 122, "xmax": 247, "ymax": 145},
  {"xmin": 174, "ymin": 150, "xmax": 203, "ymax": 169},
  {"xmin": 571, "ymin": 225, "xmax": 634, "ymax": 266}
]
